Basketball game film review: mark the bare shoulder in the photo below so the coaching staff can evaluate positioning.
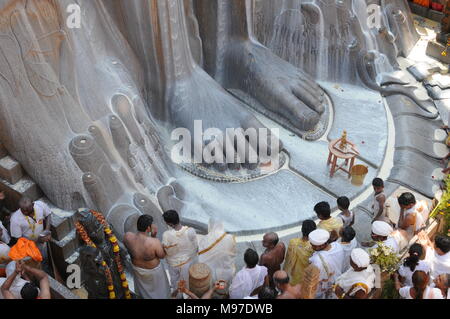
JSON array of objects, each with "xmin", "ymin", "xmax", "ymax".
[{"xmin": 123, "ymin": 232, "xmax": 135, "ymax": 243}]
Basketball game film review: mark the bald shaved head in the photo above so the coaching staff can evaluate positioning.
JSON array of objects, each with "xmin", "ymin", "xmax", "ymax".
[
  {"xmin": 19, "ymin": 197, "xmax": 33, "ymax": 216},
  {"xmin": 262, "ymin": 232, "xmax": 279, "ymax": 248},
  {"xmin": 273, "ymin": 270, "xmax": 289, "ymax": 285}
]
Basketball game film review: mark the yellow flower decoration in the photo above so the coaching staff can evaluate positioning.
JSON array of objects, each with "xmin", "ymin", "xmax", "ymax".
[
  {"xmin": 108, "ymin": 285, "xmax": 114, "ymax": 291},
  {"xmin": 109, "ymin": 292, "xmax": 116, "ymax": 299},
  {"xmin": 120, "ymin": 273, "xmax": 127, "ymax": 280},
  {"xmin": 113, "ymin": 245, "xmax": 119, "ymax": 253},
  {"xmin": 110, "ymin": 236, "xmax": 117, "ymax": 243}
]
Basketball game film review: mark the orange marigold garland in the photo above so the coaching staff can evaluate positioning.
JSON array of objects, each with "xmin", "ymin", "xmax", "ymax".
[{"xmin": 90, "ymin": 210, "xmax": 132, "ymax": 299}]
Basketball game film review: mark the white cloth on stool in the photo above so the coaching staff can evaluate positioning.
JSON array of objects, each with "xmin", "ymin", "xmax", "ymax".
[{"xmin": 132, "ymin": 262, "xmax": 170, "ymax": 299}]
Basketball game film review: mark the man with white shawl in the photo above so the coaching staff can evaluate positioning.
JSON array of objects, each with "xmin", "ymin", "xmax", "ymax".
[
  {"xmin": 229, "ymin": 248, "xmax": 268, "ymax": 299},
  {"xmin": 334, "ymin": 248, "xmax": 376, "ymax": 299},
  {"xmin": 162, "ymin": 210, "xmax": 199, "ymax": 290},
  {"xmin": 308, "ymin": 229, "xmax": 345, "ymax": 299},
  {"xmin": 198, "ymin": 218, "xmax": 236, "ymax": 284}
]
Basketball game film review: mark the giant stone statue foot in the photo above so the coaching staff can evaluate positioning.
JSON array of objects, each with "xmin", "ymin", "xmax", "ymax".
[
  {"xmin": 226, "ymin": 41, "xmax": 328, "ymax": 139},
  {"xmin": 168, "ymin": 66, "xmax": 284, "ymax": 181}
]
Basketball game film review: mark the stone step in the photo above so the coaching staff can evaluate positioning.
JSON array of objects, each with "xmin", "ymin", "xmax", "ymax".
[
  {"xmin": 0, "ymin": 175, "xmax": 43, "ymax": 211},
  {"xmin": 0, "ymin": 155, "xmax": 23, "ymax": 184}
]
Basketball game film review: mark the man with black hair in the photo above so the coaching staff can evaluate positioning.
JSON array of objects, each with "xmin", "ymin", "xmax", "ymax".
[
  {"xmin": 0, "ymin": 260, "xmax": 50, "ymax": 299},
  {"xmin": 337, "ymin": 196, "xmax": 354, "ymax": 227},
  {"xmin": 419, "ymin": 233, "xmax": 450, "ymax": 280},
  {"xmin": 229, "ymin": 249, "xmax": 269, "ymax": 299},
  {"xmin": 260, "ymin": 232, "xmax": 285, "ymax": 286},
  {"xmin": 258, "ymin": 286, "xmax": 278, "ymax": 299},
  {"xmin": 284, "ymin": 220, "xmax": 316, "ymax": 285},
  {"xmin": 273, "ymin": 270, "xmax": 301, "ymax": 299},
  {"xmin": 315, "ymin": 201, "xmax": 343, "ymax": 242},
  {"xmin": 371, "ymin": 178, "xmax": 386, "ymax": 222},
  {"xmin": 161, "ymin": 210, "xmax": 198, "ymax": 292},
  {"xmin": 398, "ymin": 192, "xmax": 428, "ymax": 237},
  {"xmin": 124, "ymin": 214, "xmax": 170, "ymax": 299}
]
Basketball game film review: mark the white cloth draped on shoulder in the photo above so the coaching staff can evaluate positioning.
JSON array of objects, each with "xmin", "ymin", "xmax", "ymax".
[{"xmin": 198, "ymin": 219, "xmax": 236, "ymax": 283}]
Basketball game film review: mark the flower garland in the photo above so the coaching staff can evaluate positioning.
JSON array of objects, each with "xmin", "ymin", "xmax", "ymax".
[
  {"xmin": 75, "ymin": 221, "xmax": 116, "ymax": 299},
  {"xmin": 89, "ymin": 210, "xmax": 132, "ymax": 299}
]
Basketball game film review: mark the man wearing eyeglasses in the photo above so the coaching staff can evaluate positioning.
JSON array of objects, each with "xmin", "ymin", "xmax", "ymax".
[{"xmin": 9, "ymin": 197, "xmax": 52, "ymax": 272}]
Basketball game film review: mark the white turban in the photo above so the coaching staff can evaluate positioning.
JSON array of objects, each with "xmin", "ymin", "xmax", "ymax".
[
  {"xmin": 351, "ymin": 248, "xmax": 370, "ymax": 268},
  {"xmin": 372, "ymin": 221, "xmax": 393, "ymax": 237},
  {"xmin": 308, "ymin": 229, "xmax": 330, "ymax": 245}
]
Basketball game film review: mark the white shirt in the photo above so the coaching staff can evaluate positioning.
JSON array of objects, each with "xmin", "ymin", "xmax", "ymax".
[
  {"xmin": 338, "ymin": 211, "xmax": 354, "ymax": 228},
  {"xmin": 399, "ymin": 286, "xmax": 444, "ymax": 299},
  {"xmin": 426, "ymin": 247, "xmax": 450, "ymax": 280},
  {"xmin": 0, "ymin": 261, "xmax": 32, "ymax": 299},
  {"xmin": 229, "ymin": 265, "xmax": 268, "ymax": 299},
  {"xmin": 10, "ymin": 201, "xmax": 52, "ymax": 241},
  {"xmin": 162, "ymin": 226, "xmax": 198, "ymax": 267},
  {"xmin": 337, "ymin": 238, "xmax": 358, "ymax": 272},
  {"xmin": 398, "ymin": 260, "xmax": 431, "ymax": 287},
  {"xmin": 310, "ymin": 242, "xmax": 345, "ymax": 298}
]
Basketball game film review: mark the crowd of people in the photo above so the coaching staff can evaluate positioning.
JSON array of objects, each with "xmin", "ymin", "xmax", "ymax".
[{"xmin": 0, "ymin": 174, "xmax": 449, "ymax": 300}]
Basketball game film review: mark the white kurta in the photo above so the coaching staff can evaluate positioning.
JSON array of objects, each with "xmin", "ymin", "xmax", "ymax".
[
  {"xmin": 335, "ymin": 265, "xmax": 376, "ymax": 297},
  {"xmin": 229, "ymin": 265, "xmax": 268, "ymax": 299},
  {"xmin": 337, "ymin": 238, "xmax": 358, "ymax": 272},
  {"xmin": 309, "ymin": 242, "xmax": 345, "ymax": 299},
  {"xmin": 132, "ymin": 262, "xmax": 170, "ymax": 299}
]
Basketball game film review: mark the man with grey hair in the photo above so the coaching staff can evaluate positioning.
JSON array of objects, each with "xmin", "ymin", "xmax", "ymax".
[{"xmin": 260, "ymin": 232, "xmax": 285, "ymax": 286}]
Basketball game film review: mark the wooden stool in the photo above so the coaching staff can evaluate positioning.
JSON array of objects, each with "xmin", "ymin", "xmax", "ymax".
[{"xmin": 327, "ymin": 138, "xmax": 359, "ymax": 178}]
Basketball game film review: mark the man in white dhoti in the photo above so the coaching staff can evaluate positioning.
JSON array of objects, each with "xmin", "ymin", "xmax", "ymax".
[
  {"xmin": 363, "ymin": 221, "xmax": 400, "ymax": 254},
  {"xmin": 334, "ymin": 248, "xmax": 375, "ymax": 299},
  {"xmin": 124, "ymin": 215, "xmax": 170, "ymax": 299},
  {"xmin": 162, "ymin": 210, "xmax": 198, "ymax": 291},
  {"xmin": 418, "ymin": 233, "xmax": 450, "ymax": 280},
  {"xmin": 229, "ymin": 249, "xmax": 269, "ymax": 299},
  {"xmin": 308, "ymin": 229, "xmax": 345, "ymax": 299},
  {"xmin": 198, "ymin": 218, "xmax": 236, "ymax": 284},
  {"xmin": 9, "ymin": 198, "xmax": 52, "ymax": 271}
]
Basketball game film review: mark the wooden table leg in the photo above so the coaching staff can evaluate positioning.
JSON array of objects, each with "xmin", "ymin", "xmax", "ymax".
[
  {"xmin": 330, "ymin": 155, "xmax": 337, "ymax": 177},
  {"xmin": 348, "ymin": 157, "xmax": 355, "ymax": 178},
  {"xmin": 327, "ymin": 151, "xmax": 332, "ymax": 165}
]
